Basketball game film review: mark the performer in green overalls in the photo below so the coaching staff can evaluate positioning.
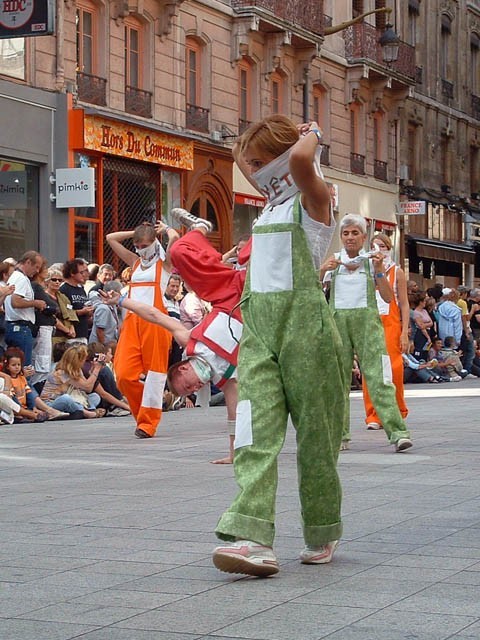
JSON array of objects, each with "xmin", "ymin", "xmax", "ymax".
[
  {"xmin": 213, "ymin": 115, "xmax": 346, "ymax": 577},
  {"xmin": 320, "ymin": 214, "xmax": 413, "ymax": 453}
]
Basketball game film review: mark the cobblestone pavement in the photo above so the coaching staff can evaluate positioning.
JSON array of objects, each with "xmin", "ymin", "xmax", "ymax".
[{"xmin": 0, "ymin": 379, "xmax": 479, "ymax": 640}]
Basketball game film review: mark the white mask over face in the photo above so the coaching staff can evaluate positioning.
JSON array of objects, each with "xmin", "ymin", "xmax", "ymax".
[
  {"xmin": 189, "ymin": 356, "xmax": 212, "ymax": 385},
  {"xmin": 373, "ymin": 243, "xmax": 394, "ymax": 271},
  {"xmin": 251, "ymin": 148, "xmax": 298, "ymax": 207},
  {"xmin": 135, "ymin": 239, "xmax": 164, "ymax": 268}
]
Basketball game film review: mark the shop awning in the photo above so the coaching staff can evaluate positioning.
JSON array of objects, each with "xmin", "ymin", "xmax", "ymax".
[{"xmin": 407, "ymin": 235, "xmax": 476, "ymax": 264}]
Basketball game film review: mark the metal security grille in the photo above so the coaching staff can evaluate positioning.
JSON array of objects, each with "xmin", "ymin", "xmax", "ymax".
[{"xmin": 103, "ymin": 157, "xmax": 161, "ymax": 272}]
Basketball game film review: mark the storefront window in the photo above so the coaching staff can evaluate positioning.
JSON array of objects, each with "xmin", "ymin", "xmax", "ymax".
[
  {"xmin": 0, "ymin": 38, "xmax": 25, "ymax": 80},
  {"xmin": 74, "ymin": 220, "xmax": 99, "ymax": 263},
  {"xmin": 0, "ymin": 158, "xmax": 39, "ymax": 259},
  {"xmin": 161, "ymin": 171, "xmax": 181, "ymax": 227}
]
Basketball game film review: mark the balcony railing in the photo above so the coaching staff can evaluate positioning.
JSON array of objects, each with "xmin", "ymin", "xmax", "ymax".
[
  {"xmin": 351, "ymin": 152, "xmax": 365, "ymax": 175},
  {"xmin": 320, "ymin": 144, "xmax": 330, "ymax": 166},
  {"xmin": 231, "ymin": 0, "xmax": 324, "ymax": 36},
  {"xmin": 125, "ymin": 85, "xmax": 152, "ymax": 118},
  {"xmin": 374, "ymin": 159, "xmax": 388, "ymax": 182},
  {"xmin": 76, "ymin": 72, "xmax": 107, "ymax": 106},
  {"xmin": 344, "ymin": 23, "xmax": 415, "ymax": 81},
  {"xmin": 472, "ymin": 93, "xmax": 480, "ymax": 120},
  {"xmin": 238, "ymin": 118, "xmax": 252, "ymax": 135},
  {"xmin": 186, "ymin": 104, "xmax": 209, "ymax": 133},
  {"xmin": 441, "ymin": 79, "xmax": 454, "ymax": 100}
]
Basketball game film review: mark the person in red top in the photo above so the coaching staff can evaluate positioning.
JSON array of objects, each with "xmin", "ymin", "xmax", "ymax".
[{"xmin": 103, "ymin": 214, "xmax": 246, "ymax": 463}]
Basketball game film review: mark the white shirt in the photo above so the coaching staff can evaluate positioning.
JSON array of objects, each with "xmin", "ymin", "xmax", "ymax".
[{"xmin": 4, "ymin": 270, "xmax": 35, "ymax": 323}]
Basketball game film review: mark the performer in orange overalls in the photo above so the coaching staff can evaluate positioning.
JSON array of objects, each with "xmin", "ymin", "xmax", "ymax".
[
  {"xmin": 363, "ymin": 233, "xmax": 409, "ymax": 429},
  {"xmin": 106, "ymin": 221, "xmax": 179, "ymax": 438}
]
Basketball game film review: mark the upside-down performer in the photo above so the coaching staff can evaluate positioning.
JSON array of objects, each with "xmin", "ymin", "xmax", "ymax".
[{"xmin": 104, "ymin": 214, "xmax": 245, "ymax": 462}]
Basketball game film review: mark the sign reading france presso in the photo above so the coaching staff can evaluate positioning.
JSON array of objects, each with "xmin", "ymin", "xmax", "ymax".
[
  {"xmin": 83, "ymin": 116, "xmax": 194, "ymax": 171},
  {"xmin": 0, "ymin": 0, "xmax": 54, "ymax": 38}
]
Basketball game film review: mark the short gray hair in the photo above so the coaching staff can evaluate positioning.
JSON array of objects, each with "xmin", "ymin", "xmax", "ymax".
[
  {"xmin": 104, "ymin": 280, "xmax": 122, "ymax": 293},
  {"xmin": 340, "ymin": 214, "xmax": 367, "ymax": 235}
]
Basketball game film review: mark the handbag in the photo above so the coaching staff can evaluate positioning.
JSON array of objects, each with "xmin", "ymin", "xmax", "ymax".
[{"xmin": 66, "ymin": 385, "xmax": 89, "ymax": 408}]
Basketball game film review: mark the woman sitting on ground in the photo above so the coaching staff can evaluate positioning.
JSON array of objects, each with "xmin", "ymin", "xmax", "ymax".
[
  {"xmin": 82, "ymin": 343, "xmax": 130, "ymax": 416},
  {"xmin": 40, "ymin": 344, "xmax": 106, "ymax": 418}
]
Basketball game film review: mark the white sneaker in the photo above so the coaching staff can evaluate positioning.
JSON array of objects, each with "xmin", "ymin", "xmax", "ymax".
[
  {"xmin": 450, "ymin": 375, "xmax": 462, "ymax": 382},
  {"xmin": 109, "ymin": 407, "xmax": 130, "ymax": 417},
  {"xmin": 367, "ymin": 422, "xmax": 382, "ymax": 430},
  {"xmin": 300, "ymin": 541, "xmax": 338, "ymax": 564},
  {"xmin": 212, "ymin": 540, "xmax": 279, "ymax": 577},
  {"xmin": 171, "ymin": 208, "xmax": 213, "ymax": 232},
  {"xmin": 395, "ymin": 437, "xmax": 413, "ymax": 452}
]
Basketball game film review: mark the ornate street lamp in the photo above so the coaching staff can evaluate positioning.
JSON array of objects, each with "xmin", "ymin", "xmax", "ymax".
[{"xmin": 379, "ymin": 23, "xmax": 401, "ymax": 65}]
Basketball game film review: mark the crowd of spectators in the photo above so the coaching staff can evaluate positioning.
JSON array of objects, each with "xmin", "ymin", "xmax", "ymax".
[
  {"xmin": 403, "ymin": 282, "xmax": 480, "ymax": 384},
  {"xmin": 0, "ymin": 249, "xmax": 228, "ymax": 425}
]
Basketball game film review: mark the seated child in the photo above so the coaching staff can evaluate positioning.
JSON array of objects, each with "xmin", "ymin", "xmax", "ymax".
[
  {"xmin": 438, "ymin": 336, "xmax": 468, "ymax": 381},
  {"xmin": 2, "ymin": 347, "xmax": 68, "ymax": 422}
]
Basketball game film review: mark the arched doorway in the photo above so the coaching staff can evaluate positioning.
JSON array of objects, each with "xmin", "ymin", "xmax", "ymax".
[{"xmin": 185, "ymin": 146, "xmax": 233, "ymax": 252}]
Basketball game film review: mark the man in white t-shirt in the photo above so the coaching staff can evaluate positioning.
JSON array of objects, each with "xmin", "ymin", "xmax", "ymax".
[{"xmin": 5, "ymin": 251, "xmax": 46, "ymax": 366}]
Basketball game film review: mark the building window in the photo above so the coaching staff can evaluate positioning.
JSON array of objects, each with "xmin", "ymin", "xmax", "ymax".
[
  {"xmin": 352, "ymin": 0, "xmax": 364, "ymax": 19},
  {"xmin": 76, "ymin": 2, "xmax": 96, "ymax": 74},
  {"xmin": 471, "ymin": 147, "xmax": 479, "ymax": 195},
  {"xmin": 471, "ymin": 33, "xmax": 480, "ymax": 96},
  {"xmin": 350, "ymin": 104, "xmax": 365, "ymax": 174},
  {"xmin": 440, "ymin": 14, "xmax": 451, "ymax": 80},
  {"xmin": 407, "ymin": 125, "xmax": 417, "ymax": 184},
  {"xmin": 271, "ymin": 72, "xmax": 283, "ymax": 114},
  {"xmin": 125, "ymin": 18, "xmax": 142, "ymax": 88},
  {"xmin": 0, "ymin": 158, "xmax": 39, "ymax": 256},
  {"xmin": 407, "ymin": 2, "xmax": 419, "ymax": 46},
  {"xmin": 186, "ymin": 38, "xmax": 201, "ymax": 107},
  {"xmin": 238, "ymin": 59, "xmax": 253, "ymax": 133},
  {"xmin": 375, "ymin": 0, "xmax": 386, "ymax": 32},
  {"xmin": 0, "ymin": 38, "xmax": 25, "ymax": 80}
]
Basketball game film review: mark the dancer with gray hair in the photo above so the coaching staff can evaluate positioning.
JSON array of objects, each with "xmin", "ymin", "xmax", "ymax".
[{"xmin": 320, "ymin": 214, "xmax": 412, "ymax": 453}]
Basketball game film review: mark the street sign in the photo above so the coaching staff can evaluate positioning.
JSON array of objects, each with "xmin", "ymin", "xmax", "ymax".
[
  {"xmin": 0, "ymin": 0, "xmax": 54, "ymax": 38},
  {"xmin": 55, "ymin": 168, "xmax": 95, "ymax": 208},
  {"xmin": 397, "ymin": 200, "xmax": 426, "ymax": 216}
]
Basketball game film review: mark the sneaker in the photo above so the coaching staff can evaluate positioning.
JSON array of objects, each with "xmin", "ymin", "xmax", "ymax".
[
  {"xmin": 109, "ymin": 407, "xmax": 130, "ymax": 417},
  {"xmin": 171, "ymin": 208, "xmax": 213, "ymax": 233},
  {"xmin": 367, "ymin": 422, "xmax": 382, "ymax": 430},
  {"xmin": 0, "ymin": 410, "xmax": 15, "ymax": 424},
  {"xmin": 300, "ymin": 540, "xmax": 338, "ymax": 564},
  {"xmin": 340, "ymin": 440, "xmax": 349, "ymax": 451},
  {"xmin": 460, "ymin": 369, "xmax": 468, "ymax": 378},
  {"xmin": 395, "ymin": 437, "xmax": 413, "ymax": 452},
  {"xmin": 212, "ymin": 540, "xmax": 279, "ymax": 577},
  {"xmin": 450, "ymin": 375, "xmax": 462, "ymax": 382}
]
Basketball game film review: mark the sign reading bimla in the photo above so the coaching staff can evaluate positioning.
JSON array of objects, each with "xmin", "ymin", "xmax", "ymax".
[{"xmin": 0, "ymin": 0, "xmax": 54, "ymax": 38}]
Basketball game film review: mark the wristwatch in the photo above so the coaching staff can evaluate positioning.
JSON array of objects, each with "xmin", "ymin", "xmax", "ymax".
[{"xmin": 309, "ymin": 128, "xmax": 323, "ymax": 145}]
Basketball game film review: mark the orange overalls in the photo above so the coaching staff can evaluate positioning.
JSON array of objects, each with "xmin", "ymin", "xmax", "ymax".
[
  {"xmin": 114, "ymin": 259, "xmax": 171, "ymax": 436},
  {"xmin": 363, "ymin": 265, "xmax": 408, "ymax": 424}
]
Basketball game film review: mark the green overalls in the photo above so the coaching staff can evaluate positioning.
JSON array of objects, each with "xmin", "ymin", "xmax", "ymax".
[
  {"xmin": 330, "ymin": 259, "xmax": 411, "ymax": 444},
  {"xmin": 215, "ymin": 195, "xmax": 346, "ymax": 548}
]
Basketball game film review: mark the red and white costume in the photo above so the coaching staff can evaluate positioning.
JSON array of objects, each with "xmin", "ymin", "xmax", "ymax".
[{"xmin": 170, "ymin": 231, "xmax": 245, "ymax": 380}]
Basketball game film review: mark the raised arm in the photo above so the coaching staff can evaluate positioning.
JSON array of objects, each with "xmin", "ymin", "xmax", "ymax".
[
  {"xmin": 106, "ymin": 230, "xmax": 137, "ymax": 267},
  {"xmin": 289, "ymin": 122, "xmax": 331, "ymax": 225},
  {"xmin": 154, "ymin": 220, "xmax": 179, "ymax": 272}
]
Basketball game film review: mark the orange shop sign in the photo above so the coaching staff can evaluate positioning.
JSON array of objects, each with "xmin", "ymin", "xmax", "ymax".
[{"xmin": 82, "ymin": 116, "xmax": 194, "ymax": 170}]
